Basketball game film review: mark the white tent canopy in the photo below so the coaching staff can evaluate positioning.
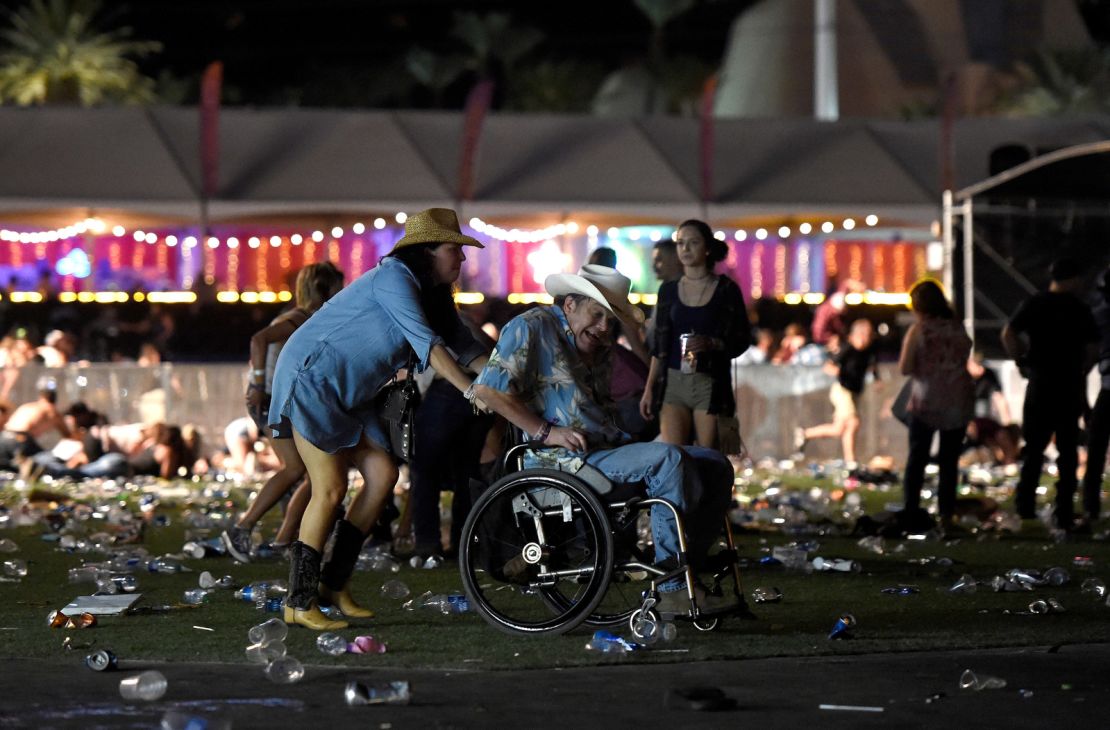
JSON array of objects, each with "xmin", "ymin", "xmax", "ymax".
[{"xmin": 1, "ymin": 107, "xmax": 1108, "ymax": 224}]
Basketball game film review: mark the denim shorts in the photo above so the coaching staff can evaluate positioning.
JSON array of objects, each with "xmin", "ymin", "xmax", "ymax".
[{"xmin": 662, "ymin": 368, "xmax": 714, "ymax": 412}]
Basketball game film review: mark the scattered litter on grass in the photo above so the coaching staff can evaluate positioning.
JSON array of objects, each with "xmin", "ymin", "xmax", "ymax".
[
  {"xmin": 264, "ymin": 656, "xmax": 304, "ymax": 684},
  {"xmin": 85, "ymin": 649, "xmax": 117, "ymax": 671},
  {"xmin": 819, "ymin": 704, "xmax": 884, "ymax": 712},
  {"xmin": 345, "ymin": 680, "xmax": 411, "ymax": 706},
  {"xmin": 881, "ymin": 585, "xmax": 919, "ymax": 595},
  {"xmin": 118, "ymin": 670, "xmax": 167, "ymax": 701},
  {"xmin": 751, "ymin": 586, "xmax": 783, "ymax": 604},
  {"xmin": 959, "ymin": 669, "xmax": 1006, "ymax": 690},
  {"xmin": 827, "ymin": 613, "xmax": 856, "ymax": 640}
]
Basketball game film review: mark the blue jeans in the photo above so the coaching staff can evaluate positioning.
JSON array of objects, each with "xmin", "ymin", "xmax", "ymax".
[{"xmin": 585, "ymin": 443, "xmax": 732, "ymax": 591}]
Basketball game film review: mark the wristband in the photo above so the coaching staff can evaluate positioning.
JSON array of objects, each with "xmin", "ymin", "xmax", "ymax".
[
  {"xmin": 532, "ymin": 421, "xmax": 552, "ymax": 444},
  {"xmin": 251, "ymin": 368, "xmax": 266, "ymax": 377}
]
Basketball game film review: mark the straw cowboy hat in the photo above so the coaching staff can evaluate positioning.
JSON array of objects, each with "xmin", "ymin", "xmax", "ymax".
[
  {"xmin": 545, "ymin": 264, "xmax": 645, "ymax": 324},
  {"xmin": 389, "ymin": 208, "xmax": 484, "ymax": 252}
]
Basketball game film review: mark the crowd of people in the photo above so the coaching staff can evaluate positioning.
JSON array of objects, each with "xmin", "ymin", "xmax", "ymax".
[{"xmin": 1, "ymin": 207, "xmax": 1106, "ymax": 630}]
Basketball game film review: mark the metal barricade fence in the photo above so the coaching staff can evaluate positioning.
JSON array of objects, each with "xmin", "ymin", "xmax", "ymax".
[
  {"xmin": 7, "ymin": 364, "xmax": 250, "ymax": 452},
  {"xmin": 732, "ymin": 361, "xmax": 909, "ymax": 465},
  {"xmin": 11, "ymin": 360, "xmax": 1032, "ymax": 467}
]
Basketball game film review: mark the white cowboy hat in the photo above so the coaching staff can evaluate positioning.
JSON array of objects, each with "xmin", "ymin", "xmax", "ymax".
[{"xmin": 545, "ymin": 264, "xmax": 645, "ymax": 324}]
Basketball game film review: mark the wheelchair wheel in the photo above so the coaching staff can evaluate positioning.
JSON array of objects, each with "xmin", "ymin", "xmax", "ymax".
[
  {"xmin": 580, "ymin": 513, "xmax": 655, "ymax": 627},
  {"xmin": 460, "ymin": 469, "xmax": 614, "ymax": 636}
]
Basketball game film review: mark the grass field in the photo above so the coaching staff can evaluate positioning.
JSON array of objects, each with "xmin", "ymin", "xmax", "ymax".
[{"xmin": 1, "ymin": 472, "xmax": 1108, "ymax": 671}]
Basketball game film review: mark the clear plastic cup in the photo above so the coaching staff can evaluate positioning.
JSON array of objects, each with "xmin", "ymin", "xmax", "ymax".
[
  {"xmin": 264, "ymin": 656, "xmax": 304, "ymax": 684},
  {"xmin": 245, "ymin": 639, "xmax": 286, "ymax": 664},
  {"xmin": 119, "ymin": 670, "xmax": 168, "ymax": 701},
  {"xmin": 247, "ymin": 617, "xmax": 288, "ymax": 645},
  {"xmin": 380, "ymin": 579, "xmax": 410, "ymax": 600}
]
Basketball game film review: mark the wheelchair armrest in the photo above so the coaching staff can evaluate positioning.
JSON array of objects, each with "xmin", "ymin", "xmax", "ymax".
[{"xmin": 501, "ymin": 440, "xmax": 616, "ymax": 497}]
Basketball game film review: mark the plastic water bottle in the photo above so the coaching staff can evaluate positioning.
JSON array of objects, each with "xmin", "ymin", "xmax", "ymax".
[
  {"xmin": 949, "ymin": 574, "xmax": 978, "ymax": 594},
  {"xmin": 69, "ymin": 565, "xmax": 109, "ymax": 584},
  {"xmin": 264, "ymin": 656, "xmax": 304, "ymax": 684},
  {"xmin": 260, "ymin": 596, "xmax": 283, "ymax": 613},
  {"xmin": 358, "ymin": 551, "xmax": 400, "ymax": 573},
  {"xmin": 235, "ymin": 582, "xmax": 270, "ymax": 605},
  {"xmin": 1080, "ymin": 577, "xmax": 1107, "ymax": 598},
  {"xmin": 812, "ymin": 557, "xmax": 861, "ymax": 573},
  {"xmin": 856, "ymin": 536, "xmax": 885, "ymax": 554},
  {"xmin": 181, "ymin": 542, "xmax": 210, "ymax": 559},
  {"xmin": 1042, "ymin": 567, "xmax": 1069, "ymax": 586},
  {"xmin": 198, "ymin": 571, "xmax": 233, "ymax": 590},
  {"xmin": 147, "ymin": 557, "xmax": 183, "ymax": 574},
  {"xmin": 316, "ymin": 632, "xmax": 348, "ymax": 656},
  {"xmin": 585, "ymin": 630, "xmax": 638, "ymax": 654},
  {"xmin": 380, "ymin": 579, "xmax": 410, "ymax": 600},
  {"xmin": 248, "ymin": 617, "xmax": 288, "ymax": 645},
  {"xmin": 423, "ymin": 593, "xmax": 470, "ymax": 614},
  {"xmin": 183, "ymin": 588, "xmax": 210, "ymax": 605},
  {"xmin": 344, "ymin": 680, "xmax": 410, "ymax": 706},
  {"xmin": 118, "ymin": 670, "xmax": 168, "ymax": 701},
  {"xmin": 2, "ymin": 559, "xmax": 28, "ymax": 578},
  {"xmin": 771, "ymin": 546, "xmax": 808, "ymax": 570}
]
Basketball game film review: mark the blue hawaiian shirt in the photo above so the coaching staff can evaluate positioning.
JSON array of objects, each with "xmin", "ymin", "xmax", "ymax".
[{"xmin": 474, "ymin": 304, "xmax": 629, "ymax": 471}]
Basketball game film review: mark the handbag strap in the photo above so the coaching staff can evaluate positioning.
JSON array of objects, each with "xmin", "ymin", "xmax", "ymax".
[{"xmin": 400, "ymin": 348, "xmax": 418, "ymax": 389}]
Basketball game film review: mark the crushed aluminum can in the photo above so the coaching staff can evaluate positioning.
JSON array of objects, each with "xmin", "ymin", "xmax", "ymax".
[
  {"xmin": 85, "ymin": 649, "xmax": 118, "ymax": 671},
  {"xmin": 345, "ymin": 681, "xmax": 371, "ymax": 706},
  {"xmin": 827, "ymin": 613, "xmax": 856, "ymax": 640},
  {"xmin": 880, "ymin": 585, "xmax": 919, "ymax": 596},
  {"xmin": 750, "ymin": 586, "xmax": 783, "ymax": 604},
  {"xmin": 1073, "ymin": 556, "xmax": 1094, "ymax": 569}
]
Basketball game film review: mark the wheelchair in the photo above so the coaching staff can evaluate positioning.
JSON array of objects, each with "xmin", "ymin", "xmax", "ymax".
[{"xmin": 458, "ymin": 439, "xmax": 752, "ymax": 637}]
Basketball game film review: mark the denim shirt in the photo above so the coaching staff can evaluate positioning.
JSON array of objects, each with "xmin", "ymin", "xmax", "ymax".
[
  {"xmin": 474, "ymin": 304, "xmax": 628, "ymax": 472},
  {"xmin": 269, "ymin": 256, "xmax": 485, "ymax": 453}
]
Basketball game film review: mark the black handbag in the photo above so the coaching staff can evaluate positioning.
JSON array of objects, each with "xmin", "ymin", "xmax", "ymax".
[{"xmin": 377, "ymin": 351, "xmax": 420, "ymax": 463}]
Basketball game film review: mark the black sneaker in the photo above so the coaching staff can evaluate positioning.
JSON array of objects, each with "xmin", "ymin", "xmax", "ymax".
[{"xmin": 221, "ymin": 526, "xmax": 253, "ymax": 563}]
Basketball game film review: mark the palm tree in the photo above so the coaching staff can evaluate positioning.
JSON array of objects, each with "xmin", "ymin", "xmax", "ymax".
[
  {"xmin": 405, "ymin": 12, "xmax": 543, "ymax": 107},
  {"xmin": 0, "ymin": 0, "xmax": 160, "ymax": 106},
  {"xmin": 592, "ymin": 0, "xmax": 707, "ymax": 115},
  {"xmin": 991, "ymin": 46, "xmax": 1110, "ymax": 116}
]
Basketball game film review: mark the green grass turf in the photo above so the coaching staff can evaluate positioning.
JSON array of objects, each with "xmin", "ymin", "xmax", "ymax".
[{"xmin": 1, "ymin": 477, "xmax": 1108, "ymax": 671}]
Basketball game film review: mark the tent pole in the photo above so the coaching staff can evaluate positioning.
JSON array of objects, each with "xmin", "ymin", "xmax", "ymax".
[
  {"xmin": 942, "ymin": 189, "xmax": 954, "ymax": 297},
  {"xmin": 961, "ymin": 198, "xmax": 974, "ymax": 343}
]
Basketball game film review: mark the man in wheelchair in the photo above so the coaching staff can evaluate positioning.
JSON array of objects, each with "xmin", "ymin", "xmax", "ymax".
[{"xmin": 467, "ymin": 264, "xmax": 739, "ymax": 616}]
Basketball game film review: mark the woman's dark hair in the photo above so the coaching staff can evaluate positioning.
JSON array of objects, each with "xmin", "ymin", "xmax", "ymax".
[
  {"xmin": 909, "ymin": 279, "xmax": 955, "ymax": 319},
  {"xmin": 677, "ymin": 219, "xmax": 729, "ymax": 267},
  {"xmin": 387, "ymin": 244, "xmax": 460, "ymax": 337}
]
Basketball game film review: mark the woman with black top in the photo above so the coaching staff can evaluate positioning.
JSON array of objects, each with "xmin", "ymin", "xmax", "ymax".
[{"xmin": 640, "ymin": 219, "xmax": 752, "ymax": 448}]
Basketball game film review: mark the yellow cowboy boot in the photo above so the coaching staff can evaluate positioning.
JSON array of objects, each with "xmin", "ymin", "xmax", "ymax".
[
  {"xmin": 284, "ymin": 541, "xmax": 349, "ymax": 630},
  {"xmin": 318, "ymin": 519, "xmax": 375, "ymax": 619}
]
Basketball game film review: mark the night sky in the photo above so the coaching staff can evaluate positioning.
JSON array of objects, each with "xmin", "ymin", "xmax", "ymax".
[{"xmin": 66, "ymin": 0, "xmax": 754, "ymax": 107}]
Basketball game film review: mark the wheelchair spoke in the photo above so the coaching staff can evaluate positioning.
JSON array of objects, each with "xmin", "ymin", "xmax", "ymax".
[{"xmin": 459, "ymin": 470, "xmax": 614, "ymax": 636}]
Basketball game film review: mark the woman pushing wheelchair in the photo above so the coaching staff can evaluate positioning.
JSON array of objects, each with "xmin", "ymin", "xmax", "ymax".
[{"xmin": 268, "ymin": 209, "xmax": 489, "ymax": 630}]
